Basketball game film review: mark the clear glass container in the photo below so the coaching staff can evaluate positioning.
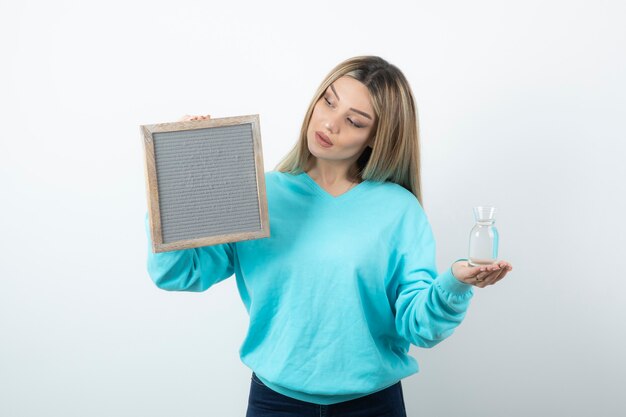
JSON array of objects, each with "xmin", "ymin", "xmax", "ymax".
[{"xmin": 468, "ymin": 206, "xmax": 499, "ymax": 266}]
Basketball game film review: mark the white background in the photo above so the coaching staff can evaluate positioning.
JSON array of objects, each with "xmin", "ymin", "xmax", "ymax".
[{"xmin": 1, "ymin": 0, "xmax": 625, "ymax": 416}]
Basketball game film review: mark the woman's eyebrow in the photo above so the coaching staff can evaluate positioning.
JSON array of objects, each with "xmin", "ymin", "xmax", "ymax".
[
  {"xmin": 329, "ymin": 83, "xmax": 373, "ymax": 120},
  {"xmin": 351, "ymin": 108, "xmax": 372, "ymax": 120},
  {"xmin": 330, "ymin": 84, "xmax": 341, "ymax": 100}
]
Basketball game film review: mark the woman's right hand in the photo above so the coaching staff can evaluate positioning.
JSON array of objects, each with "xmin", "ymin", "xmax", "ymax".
[
  {"xmin": 452, "ymin": 259, "xmax": 513, "ymax": 288},
  {"xmin": 179, "ymin": 114, "xmax": 211, "ymax": 122}
]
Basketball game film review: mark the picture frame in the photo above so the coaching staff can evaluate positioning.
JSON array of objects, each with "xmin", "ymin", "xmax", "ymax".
[{"xmin": 141, "ymin": 114, "xmax": 270, "ymax": 253}]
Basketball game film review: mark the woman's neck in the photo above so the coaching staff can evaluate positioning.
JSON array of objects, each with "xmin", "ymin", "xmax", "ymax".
[{"xmin": 306, "ymin": 159, "xmax": 359, "ymax": 186}]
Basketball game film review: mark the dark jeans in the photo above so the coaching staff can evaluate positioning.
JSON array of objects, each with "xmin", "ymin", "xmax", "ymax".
[{"xmin": 246, "ymin": 372, "xmax": 408, "ymax": 417}]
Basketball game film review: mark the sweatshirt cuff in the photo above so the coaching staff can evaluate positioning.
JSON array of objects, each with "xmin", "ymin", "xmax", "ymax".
[{"xmin": 436, "ymin": 266, "xmax": 473, "ymax": 295}]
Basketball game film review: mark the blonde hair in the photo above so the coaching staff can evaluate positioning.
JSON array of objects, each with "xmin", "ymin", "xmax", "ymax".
[{"xmin": 274, "ymin": 56, "xmax": 423, "ymax": 205}]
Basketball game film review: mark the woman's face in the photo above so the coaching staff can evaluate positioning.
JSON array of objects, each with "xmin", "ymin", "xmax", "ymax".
[{"xmin": 306, "ymin": 76, "xmax": 376, "ymax": 166}]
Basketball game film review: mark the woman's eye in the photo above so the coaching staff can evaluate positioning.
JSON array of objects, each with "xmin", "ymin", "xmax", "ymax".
[
  {"xmin": 324, "ymin": 97, "xmax": 332, "ymax": 106},
  {"xmin": 348, "ymin": 118, "xmax": 363, "ymax": 128}
]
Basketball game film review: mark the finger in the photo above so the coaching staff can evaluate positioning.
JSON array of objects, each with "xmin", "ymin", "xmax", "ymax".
[
  {"xmin": 471, "ymin": 265, "xmax": 494, "ymax": 282},
  {"xmin": 497, "ymin": 261, "xmax": 513, "ymax": 271},
  {"xmin": 477, "ymin": 271, "xmax": 492, "ymax": 280},
  {"xmin": 468, "ymin": 267, "xmax": 483, "ymax": 279},
  {"xmin": 496, "ymin": 264, "xmax": 511, "ymax": 272},
  {"xmin": 474, "ymin": 264, "xmax": 505, "ymax": 286},
  {"xmin": 494, "ymin": 264, "xmax": 512, "ymax": 277},
  {"xmin": 471, "ymin": 271, "xmax": 488, "ymax": 283},
  {"xmin": 454, "ymin": 264, "xmax": 480, "ymax": 282},
  {"xmin": 482, "ymin": 269, "xmax": 506, "ymax": 286},
  {"xmin": 475, "ymin": 265, "xmax": 497, "ymax": 279},
  {"xmin": 476, "ymin": 261, "xmax": 514, "ymax": 287},
  {"xmin": 474, "ymin": 277, "xmax": 488, "ymax": 288},
  {"xmin": 490, "ymin": 270, "xmax": 510, "ymax": 285},
  {"xmin": 463, "ymin": 263, "xmax": 500, "ymax": 285},
  {"xmin": 473, "ymin": 265, "xmax": 489, "ymax": 275},
  {"xmin": 472, "ymin": 271, "xmax": 491, "ymax": 286}
]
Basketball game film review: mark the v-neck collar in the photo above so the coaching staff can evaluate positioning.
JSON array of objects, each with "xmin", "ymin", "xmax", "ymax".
[{"xmin": 299, "ymin": 172, "xmax": 371, "ymax": 201}]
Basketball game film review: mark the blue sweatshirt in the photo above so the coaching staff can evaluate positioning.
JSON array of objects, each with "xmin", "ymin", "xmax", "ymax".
[{"xmin": 145, "ymin": 170, "xmax": 474, "ymax": 405}]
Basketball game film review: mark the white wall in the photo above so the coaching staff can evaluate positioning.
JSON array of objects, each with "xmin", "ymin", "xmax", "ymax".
[{"xmin": 1, "ymin": 1, "xmax": 624, "ymax": 416}]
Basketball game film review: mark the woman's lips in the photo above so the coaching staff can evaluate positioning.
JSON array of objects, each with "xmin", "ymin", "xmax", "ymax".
[{"xmin": 315, "ymin": 131, "xmax": 333, "ymax": 147}]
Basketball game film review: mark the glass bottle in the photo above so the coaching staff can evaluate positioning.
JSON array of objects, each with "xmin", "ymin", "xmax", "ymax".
[{"xmin": 468, "ymin": 206, "xmax": 499, "ymax": 266}]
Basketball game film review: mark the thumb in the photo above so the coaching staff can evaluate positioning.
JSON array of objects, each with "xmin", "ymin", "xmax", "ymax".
[{"xmin": 453, "ymin": 261, "xmax": 483, "ymax": 281}]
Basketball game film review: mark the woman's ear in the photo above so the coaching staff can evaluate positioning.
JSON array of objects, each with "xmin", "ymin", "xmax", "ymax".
[{"xmin": 367, "ymin": 128, "xmax": 377, "ymax": 147}]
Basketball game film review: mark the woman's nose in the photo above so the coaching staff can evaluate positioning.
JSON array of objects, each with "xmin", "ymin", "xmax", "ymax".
[{"xmin": 324, "ymin": 118, "xmax": 339, "ymax": 134}]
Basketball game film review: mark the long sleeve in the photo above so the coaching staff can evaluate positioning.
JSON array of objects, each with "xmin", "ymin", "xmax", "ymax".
[
  {"xmin": 392, "ymin": 203, "xmax": 474, "ymax": 348},
  {"xmin": 144, "ymin": 212, "xmax": 235, "ymax": 292},
  {"xmin": 155, "ymin": 171, "xmax": 476, "ymax": 405}
]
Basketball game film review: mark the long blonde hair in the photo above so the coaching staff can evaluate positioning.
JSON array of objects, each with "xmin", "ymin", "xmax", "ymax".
[{"xmin": 274, "ymin": 56, "xmax": 423, "ymax": 205}]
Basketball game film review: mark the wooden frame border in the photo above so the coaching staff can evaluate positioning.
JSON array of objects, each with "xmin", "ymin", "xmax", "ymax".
[{"xmin": 141, "ymin": 114, "xmax": 270, "ymax": 253}]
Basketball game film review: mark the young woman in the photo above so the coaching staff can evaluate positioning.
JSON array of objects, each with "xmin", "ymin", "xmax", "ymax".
[{"xmin": 145, "ymin": 56, "xmax": 513, "ymax": 417}]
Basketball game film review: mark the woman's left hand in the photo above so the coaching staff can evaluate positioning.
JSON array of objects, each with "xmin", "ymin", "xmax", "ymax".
[{"xmin": 452, "ymin": 260, "xmax": 513, "ymax": 288}]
